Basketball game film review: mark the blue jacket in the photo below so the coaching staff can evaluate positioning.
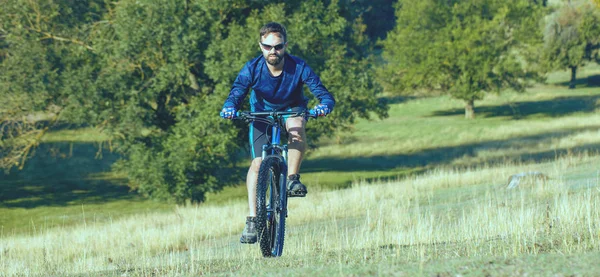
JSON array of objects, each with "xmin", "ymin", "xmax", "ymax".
[{"xmin": 222, "ymin": 54, "xmax": 335, "ymax": 112}]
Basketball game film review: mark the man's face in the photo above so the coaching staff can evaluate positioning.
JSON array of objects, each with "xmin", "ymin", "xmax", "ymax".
[{"xmin": 259, "ymin": 32, "xmax": 286, "ymax": 66}]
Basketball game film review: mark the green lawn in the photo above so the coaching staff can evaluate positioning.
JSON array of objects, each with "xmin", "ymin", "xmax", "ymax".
[{"xmin": 0, "ymin": 141, "xmax": 175, "ymax": 235}]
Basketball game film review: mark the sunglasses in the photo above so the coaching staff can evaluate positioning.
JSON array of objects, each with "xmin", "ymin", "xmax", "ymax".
[{"xmin": 260, "ymin": 42, "xmax": 286, "ymax": 51}]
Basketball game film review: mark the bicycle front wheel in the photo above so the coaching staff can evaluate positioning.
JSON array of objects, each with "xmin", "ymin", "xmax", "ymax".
[{"xmin": 256, "ymin": 155, "xmax": 287, "ymax": 257}]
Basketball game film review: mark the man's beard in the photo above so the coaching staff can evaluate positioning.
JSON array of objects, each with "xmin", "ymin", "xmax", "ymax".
[{"xmin": 265, "ymin": 53, "xmax": 283, "ymax": 66}]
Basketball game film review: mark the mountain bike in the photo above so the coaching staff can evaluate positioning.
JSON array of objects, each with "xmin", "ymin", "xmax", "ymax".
[{"xmin": 235, "ymin": 109, "xmax": 317, "ymax": 257}]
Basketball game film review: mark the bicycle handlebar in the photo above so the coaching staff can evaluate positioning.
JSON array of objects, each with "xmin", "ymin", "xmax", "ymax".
[{"xmin": 234, "ymin": 109, "xmax": 318, "ymax": 121}]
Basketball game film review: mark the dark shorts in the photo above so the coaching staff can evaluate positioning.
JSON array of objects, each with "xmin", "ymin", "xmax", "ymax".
[{"xmin": 249, "ymin": 107, "xmax": 304, "ymax": 159}]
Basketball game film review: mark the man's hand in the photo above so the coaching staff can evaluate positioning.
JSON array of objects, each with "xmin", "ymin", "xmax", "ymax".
[
  {"xmin": 220, "ymin": 107, "xmax": 236, "ymax": 119},
  {"xmin": 313, "ymin": 104, "xmax": 331, "ymax": 117}
]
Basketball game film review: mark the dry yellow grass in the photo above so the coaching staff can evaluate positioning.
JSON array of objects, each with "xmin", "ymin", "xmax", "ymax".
[{"xmin": 1, "ymin": 153, "xmax": 598, "ymax": 276}]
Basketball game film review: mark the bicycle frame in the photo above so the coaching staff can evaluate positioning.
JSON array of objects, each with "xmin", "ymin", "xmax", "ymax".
[{"xmin": 261, "ymin": 116, "xmax": 289, "ymax": 161}]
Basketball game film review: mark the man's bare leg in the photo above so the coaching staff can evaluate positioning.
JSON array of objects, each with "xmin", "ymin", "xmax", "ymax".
[
  {"xmin": 286, "ymin": 116, "xmax": 307, "ymax": 175},
  {"xmin": 285, "ymin": 116, "xmax": 308, "ymax": 197},
  {"xmin": 246, "ymin": 157, "xmax": 262, "ymax": 216},
  {"xmin": 240, "ymin": 157, "xmax": 262, "ymax": 244}
]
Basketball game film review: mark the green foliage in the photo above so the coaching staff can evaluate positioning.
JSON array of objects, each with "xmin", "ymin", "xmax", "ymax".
[
  {"xmin": 0, "ymin": 0, "xmax": 387, "ymax": 203},
  {"xmin": 541, "ymin": 0, "xmax": 600, "ymax": 87},
  {"xmin": 378, "ymin": 0, "xmax": 545, "ymax": 118},
  {"xmin": 0, "ymin": 0, "xmax": 103, "ymax": 169},
  {"xmin": 115, "ymin": 95, "xmax": 239, "ymax": 203},
  {"xmin": 337, "ymin": 0, "xmax": 398, "ymax": 41},
  {"xmin": 88, "ymin": 0, "xmax": 243, "ymax": 203}
]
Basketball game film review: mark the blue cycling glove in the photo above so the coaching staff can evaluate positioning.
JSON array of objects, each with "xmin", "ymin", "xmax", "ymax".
[
  {"xmin": 313, "ymin": 104, "xmax": 331, "ymax": 117},
  {"xmin": 220, "ymin": 107, "xmax": 236, "ymax": 119}
]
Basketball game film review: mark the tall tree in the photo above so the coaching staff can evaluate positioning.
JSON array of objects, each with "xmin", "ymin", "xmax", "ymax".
[
  {"xmin": 1, "ymin": 0, "xmax": 387, "ymax": 203},
  {"xmin": 99, "ymin": 0, "xmax": 386, "ymax": 203},
  {"xmin": 541, "ymin": 0, "xmax": 600, "ymax": 89},
  {"xmin": 87, "ymin": 0, "xmax": 260, "ymax": 203},
  {"xmin": 379, "ymin": 0, "xmax": 545, "ymax": 119}
]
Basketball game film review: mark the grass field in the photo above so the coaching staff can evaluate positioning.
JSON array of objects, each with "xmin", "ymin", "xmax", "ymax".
[
  {"xmin": 1, "ymin": 65, "xmax": 600, "ymax": 275},
  {"xmin": 1, "ymin": 152, "xmax": 599, "ymax": 275}
]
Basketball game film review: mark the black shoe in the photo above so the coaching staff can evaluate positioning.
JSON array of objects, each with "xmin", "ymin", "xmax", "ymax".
[
  {"xmin": 240, "ymin": 216, "xmax": 257, "ymax": 244},
  {"xmin": 287, "ymin": 174, "xmax": 307, "ymax": 197}
]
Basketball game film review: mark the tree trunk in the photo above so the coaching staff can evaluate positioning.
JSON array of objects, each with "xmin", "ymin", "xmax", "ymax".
[
  {"xmin": 569, "ymin": 66, "xmax": 577, "ymax": 89},
  {"xmin": 156, "ymin": 91, "xmax": 175, "ymax": 130},
  {"xmin": 465, "ymin": 99, "xmax": 475, "ymax": 119}
]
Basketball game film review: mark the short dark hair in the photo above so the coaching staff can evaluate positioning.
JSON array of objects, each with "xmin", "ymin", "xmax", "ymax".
[{"xmin": 259, "ymin": 22, "xmax": 287, "ymax": 42}]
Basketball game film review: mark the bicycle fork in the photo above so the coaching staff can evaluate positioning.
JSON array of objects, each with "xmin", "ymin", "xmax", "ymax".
[{"xmin": 279, "ymin": 169, "xmax": 288, "ymax": 218}]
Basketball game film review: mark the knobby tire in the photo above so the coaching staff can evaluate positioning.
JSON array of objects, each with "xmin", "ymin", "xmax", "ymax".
[{"xmin": 256, "ymin": 155, "xmax": 287, "ymax": 257}]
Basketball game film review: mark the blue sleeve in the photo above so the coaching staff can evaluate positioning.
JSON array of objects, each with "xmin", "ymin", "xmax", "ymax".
[
  {"xmin": 222, "ymin": 62, "xmax": 253, "ymax": 109},
  {"xmin": 301, "ymin": 65, "xmax": 335, "ymax": 110}
]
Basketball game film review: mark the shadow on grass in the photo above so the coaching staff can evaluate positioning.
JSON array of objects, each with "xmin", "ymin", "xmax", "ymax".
[
  {"xmin": 303, "ymin": 125, "xmax": 600, "ymax": 175},
  {"xmin": 431, "ymin": 95, "xmax": 600, "ymax": 119},
  {"xmin": 1, "ymin": 141, "xmax": 249, "ymax": 209},
  {"xmin": 0, "ymin": 142, "xmax": 130, "ymax": 208},
  {"xmin": 556, "ymin": 74, "xmax": 600, "ymax": 89}
]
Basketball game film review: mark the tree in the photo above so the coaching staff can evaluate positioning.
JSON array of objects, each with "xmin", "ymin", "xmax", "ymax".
[
  {"xmin": 82, "ymin": 0, "xmax": 266, "ymax": 203},
  {"xmin": 99, "ymin": 0, "xmax": 387, "ymax": 203},
  {"xmin": 0, "ymin": 0, "xmax": 104, "ymax": 171},
  {"xmin": 1, "ymin": 0, "xmax": 387, "ymax": 203},
  {"xmin": 378, "ymin": 0, "xmax": 545, "ymax": 119},
  {"xmin": 541, "ymin": 0, "xmax": 600, "ymax": 89},
  {"xmin": 2, "ymin": 0, "xmax": 386, "ymax": 203}
]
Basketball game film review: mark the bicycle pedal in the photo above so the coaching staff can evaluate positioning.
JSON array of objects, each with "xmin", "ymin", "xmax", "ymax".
[{"xmin": 287, "ymin": 191, "xmax": 306, "ymax": 197}]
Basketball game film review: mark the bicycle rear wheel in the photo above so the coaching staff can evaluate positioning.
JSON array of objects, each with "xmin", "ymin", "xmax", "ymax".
[{"xmin": 256, "ymin": 155, "xmax": 287, "ymax": 257}]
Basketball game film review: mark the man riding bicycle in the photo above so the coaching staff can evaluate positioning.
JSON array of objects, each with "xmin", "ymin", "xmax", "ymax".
[{"xmin": 220, "ymin": 22, "xmax": 335, "ymax": 244}]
